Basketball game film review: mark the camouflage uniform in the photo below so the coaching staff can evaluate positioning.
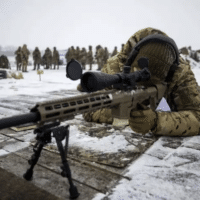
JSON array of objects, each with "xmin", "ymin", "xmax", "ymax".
[
  {"xmin": 52, "ymin": 47, "xmax": 60, "ymax": 70},
  {"xmin": 21, "ymin": 44, "xmax": 30, "ymax": 72},
  {"xmin": 0, "ymin": 55, "xmax": 9, "ymax": 69},
  {"xmin": 111, "ymin": 46, "xmax": 118, "ymax": 57},
  {"xmin": 79, "ymin": 48, "xmax": 87, "ymax": 70},
  {"xmin": 103, "ymin": 47, "xmax": 109, "ymax": 66},
  {"xmin": 43, "ymin": 48, "xmax": 52, "ymax": 69},
  {"xmin": 96, "ymin": 45, "xmax": 104, "ymax": 70},
  {"xmin": 14, "ymin": 47, "xmax": 22, "ymax": 71},
  {"xmin": 65, "ymin": 46, "xmax": 75, "ymax": 63},
  {"xmin": 74, "ymin": 47, "xmax": 80, "ymax": 62},
  {"xmin": 87, "ymin": 46, "xmax": 93, "ymax": 70},
  {"xmin": 120, "ymin": 44, "xmax": 125, "ymax": 53},
  {"xmin": 83, "ymin": 27, "xmax": 200, "ymax": 137},
  {"xmin": 32, "ymin": 47, "xmax": 41, "ymax": 70}
]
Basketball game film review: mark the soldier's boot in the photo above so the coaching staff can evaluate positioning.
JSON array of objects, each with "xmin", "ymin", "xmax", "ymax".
[
  {"xmin": 54, "ymin": 64, "xmax": 56, "ymax": 70},
  {"xmin": 89, "ymin": 64, "xmax": 92, "ymax": 70},
  {"xmin": 57, "ymin": 65, "xmax": 59, "ymax": 70},
  {"xmin": 37, "ymin": 64, "xmax": 40, "ymax": 70}
]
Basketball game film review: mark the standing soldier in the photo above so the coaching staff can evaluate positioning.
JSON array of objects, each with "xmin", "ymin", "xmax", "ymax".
[
  {"xmin": 103, "ymin": 47, "xmax": 109, "ymax": 66},
  {"xmin": 21, "ymin": 44, "xmax": 30, "ymax": 72},
  {"xmin": 32, "ymin": 47, "xmax": 41, "ymax": 70},
  {"xmin": 0, "ymin": 55, "xmax": 9, "ymax": 69},
  {"xmin": 52, "ymin": 47, "xmax": 60, "ymax": 70},
  {"xmin": 74, "ymin": 46, "xmax": 80, "ymax": 62},
  {"xmin": 87, "ymin": 45, "xmax": 93, "ymax": 70},
  {"xmin": 121, "ymin": 44, "xmax": 125, "ymax": 52},
  {"xmin": 79, "ymin": 47, "xmax": 87, "ymax": 70},
  {"xmin": 111, "ymin": 46, "xmax": 118, "ymax": 57},
  {"xmin": 96, "ymin": 45, "xmax": 104, "ymax": 70},
  {"xmin": 65, "ymin": 46, "xmax": 74, "ymax": 63},
  {"xmin": 43, "ymin": 47, "xmax": 52, "ymax": 69},
  {"xmin": 15, "ymin": 46, "xmax": 22, "ymax": 71}
]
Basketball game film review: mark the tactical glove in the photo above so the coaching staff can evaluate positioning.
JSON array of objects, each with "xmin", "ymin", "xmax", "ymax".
[{"xmin": 129, "ymin": 104, "xmax": 157, "ymax": 134}]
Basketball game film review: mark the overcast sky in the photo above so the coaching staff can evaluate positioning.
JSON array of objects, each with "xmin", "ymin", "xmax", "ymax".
[{"xmin": 1, "ymin": 0, "xmax": 200, "ymax": 51}]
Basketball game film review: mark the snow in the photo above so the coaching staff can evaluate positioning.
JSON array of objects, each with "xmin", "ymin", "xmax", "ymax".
[{"xmin": 0, "ymin": 58, "xmax": 200, "ymax": 200}]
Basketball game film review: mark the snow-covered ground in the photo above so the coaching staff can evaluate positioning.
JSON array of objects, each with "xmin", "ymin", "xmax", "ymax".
[{"xmin": 0, "ymin": 57, "xmax": 200, "ymax": 200}]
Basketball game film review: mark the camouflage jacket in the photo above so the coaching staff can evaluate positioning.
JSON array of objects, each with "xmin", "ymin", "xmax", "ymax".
[
  {"xmin": 43, "ymin": 49, "xmax": 52, "ymax": 60},
  {"xmin": 15, "ymin": 49, "xmax": 22, "ymax": 61},
  {"xmin": 88, "ymin": 27, "xmax": 200, "ymax": 136},
  {"xmin": 79, "ymin": 49, "xmax": 87, "ymax": 63},
  {"xmin": 52, "ymin": 50, "xmax": 59, "ymax": 62},
  {"xmin": 87, "ymin": 50, "xmax": 93, "ymax": 62},
  {"xmin": 32, "ymin": 49, "xmax": 41, "ymax": 61},
  {"xmin": 96, "ymin": 47, "xmax": 104, "ymax": 59},
  {"xmin": 21, "ymin": 48, "xmax": 30, "ymax": 61}
]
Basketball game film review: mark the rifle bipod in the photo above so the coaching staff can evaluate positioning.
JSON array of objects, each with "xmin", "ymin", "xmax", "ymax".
[{"xmin": 23, "ymin": 121, "xmax": 80, "ymax": 199}]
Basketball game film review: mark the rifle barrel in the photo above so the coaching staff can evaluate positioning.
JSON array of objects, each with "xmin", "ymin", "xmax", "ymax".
[{"xmin": 0, "ymin": 112, "xmax": 40, "ymax": 130}]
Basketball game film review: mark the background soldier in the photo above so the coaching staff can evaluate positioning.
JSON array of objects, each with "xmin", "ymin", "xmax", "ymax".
[
  {"xmin": 74, "ymin": 46, "xmax": 80, "ymax": 62},
  {"xmin": 21, "ymin": 44, "xmax": 30, "ymax": 72},
  {"xmin": 0, "ymin": 55, "xmax": 9, "ymax": 69},
  {"xmin": 79, "ymin": 47, "xmax": 87, "ymax": 70},
  {"xmin": 87, "ymin": 45, "xmax": 93, "ymax": 70},
  {"xmin": 65, "ymin": 46, "xmax": 75, "ymax": 63},
  {"xmin": 52, "ymin": 47, "xmax": 60, "ymax": 70},
  {"xmin": 103, "ymin": 47, "xmax": 109, "ymax": 66},
  {"xmin": 32, "ymin": 47, "xmax": 41, "ymax": 70},
  {"xmin": 121, "ymin": 44, "xmax": 125, "ymax": 52},
  {"xmin": 14, "ymin": 46, "xmax": 22, "ymax": 71},
  {"xmin": 43, "ymin": 47, "xmax": 52, "ymax": 69},
  {"xmin": 96, "ymin": 45, "xmax": 104, "ymax": 70},
  {"xmin": 111, "ymin": 46, "xmax": 118, "ymax": 57}
]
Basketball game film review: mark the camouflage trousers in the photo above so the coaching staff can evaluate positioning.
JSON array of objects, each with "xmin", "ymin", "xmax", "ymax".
[
  {"xmin": 16, "ymin": 60, "xmax": 21, "ymax": 71},
  {"xmin": 22, "ymin": 60, "xmax": 28, "ymax": 72},
  {"xmin": 97, "ymin": 59, "xmax": 104, "ymax": 70},
  {"xmin": 52, "ymin": 61, "xmax": 59, "ymax": 70}
]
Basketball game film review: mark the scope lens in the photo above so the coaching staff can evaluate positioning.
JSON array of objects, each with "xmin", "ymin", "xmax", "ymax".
[{"xmin": 66, "ymin": 60, "xmax": 82, "ymax": 80}]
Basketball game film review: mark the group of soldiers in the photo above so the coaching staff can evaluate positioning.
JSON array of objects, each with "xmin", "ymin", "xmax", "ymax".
[
  {"xmin": 0, "ymin": 44, "xmax": 124, "ymax": 72},
  {"xmin": 15, "ymin": 45, "xmax": 60, "ymax": 71},
  {"xmin": 65, "ymin": 44, "xmax": 124, "ymax": 70}
]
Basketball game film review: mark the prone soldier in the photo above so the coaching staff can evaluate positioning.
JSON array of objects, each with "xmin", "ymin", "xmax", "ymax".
[
  {"xmin": 52, "ymin": 47, "xmax": 60, "ymax": 70},
  {"xmin": 82, "ymin": 27, "xmax": 200, "ymax": 137},
  {"xmin": 15, "ymin": 46, "xmax": 22, "ymax": 71},
  {"xmin": 32, "ymin": 47, "xmax": 41, "ymax": 70}
]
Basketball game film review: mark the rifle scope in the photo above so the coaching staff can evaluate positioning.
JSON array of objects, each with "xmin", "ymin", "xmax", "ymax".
[{"xmin": 66, "ymin": 59, "xmax": 151, "ymax": 92}]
